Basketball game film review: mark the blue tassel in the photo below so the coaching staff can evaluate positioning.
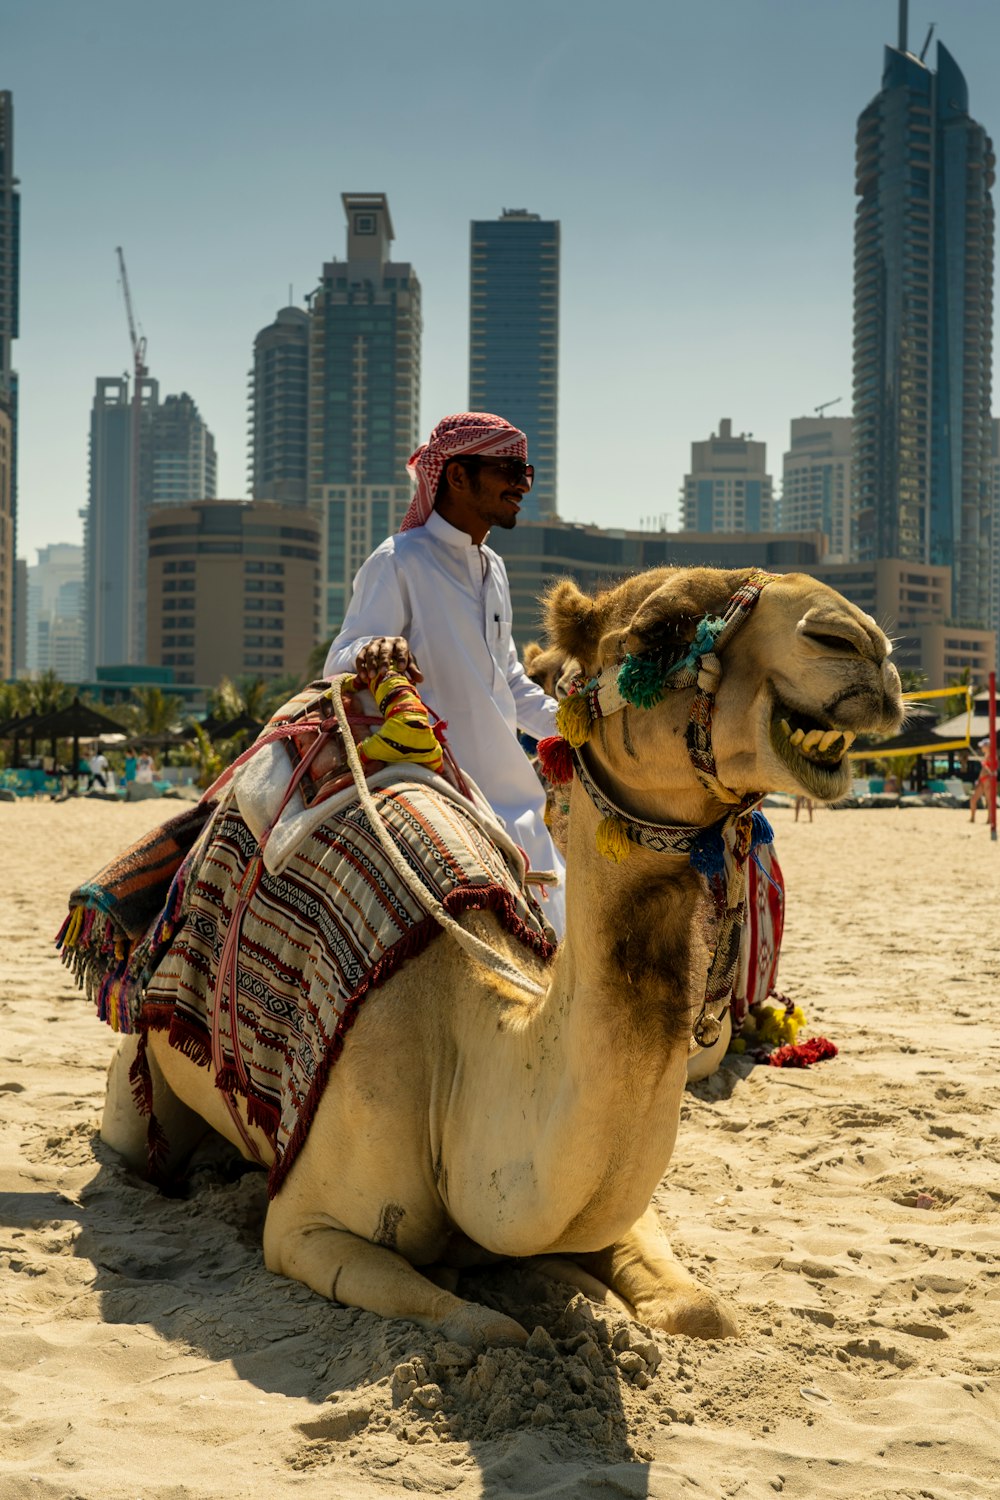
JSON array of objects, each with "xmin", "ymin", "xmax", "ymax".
[
  {"xmin": 691, "ymin": 826, "xmax": 726, "ymax": 878},
  {"xmin": 750, "ymin": 810, "xmax": 773, "ymax": 849}
]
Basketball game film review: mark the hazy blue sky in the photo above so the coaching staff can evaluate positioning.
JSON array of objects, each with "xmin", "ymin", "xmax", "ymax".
[{"xmin": 7, "ymin": 0, "xmax": 1000, "ymax": 560}]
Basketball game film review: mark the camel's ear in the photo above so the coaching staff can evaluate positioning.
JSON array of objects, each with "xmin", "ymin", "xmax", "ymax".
[
  {"xmin": 620, "ymin": 569, "xmax": 741, "ymax": 662},
  {"xmin": 544, "ymin": 578, "xmax": 601, "ymax": 666},
  {"xmin": 522, "ymin": 641, "xmax": 543, "ymax": 673}
]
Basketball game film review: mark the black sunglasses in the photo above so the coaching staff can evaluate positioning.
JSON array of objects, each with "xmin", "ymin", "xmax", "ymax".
[{"xmin": 460, "ymin": 457, "xmax": 534, "ymax": 490}]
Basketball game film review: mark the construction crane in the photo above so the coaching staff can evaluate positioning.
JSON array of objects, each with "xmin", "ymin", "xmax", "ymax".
[
  {"xmin": 115, "ymin": 247, "xmax": 147, "ymax": 662},
  {"xmin": 814, "ymin": 397, "xmax": 842, "ymax": 418},
  {"xmin": 115, "ymin": 246, "xmax": 147, "ymax": 384}
]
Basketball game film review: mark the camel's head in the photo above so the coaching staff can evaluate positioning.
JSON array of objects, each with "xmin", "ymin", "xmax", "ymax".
[{"xmin": 544, "ymin": 567, "xmax": 903, "ymax": 812}]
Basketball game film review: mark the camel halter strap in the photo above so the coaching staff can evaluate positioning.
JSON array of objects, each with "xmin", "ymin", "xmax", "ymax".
[{"xmin": 544, "ymin": 570, "xmax": 777, "ymax": 1047}]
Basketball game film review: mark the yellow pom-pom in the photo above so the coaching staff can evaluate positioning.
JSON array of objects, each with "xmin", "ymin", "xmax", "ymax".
[
  {"xmin": 555, "ymin": 694, "xmax": 592, "ymax": 748},
  {"xmin": 729, "ymin": 1037, "xmax": 746, "ymax": 1054},
  {"xmin": 595, "ymin": 814, "xmax": 630, "ymax": 863}
]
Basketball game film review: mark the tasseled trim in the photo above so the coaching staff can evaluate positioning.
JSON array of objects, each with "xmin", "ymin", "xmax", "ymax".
[
  {"xmin": 555, "ymin": 693, "xmax": 593, "ymax": 747},
  {"xmin": 537, "ymin": 735, "xmax": 574, "ymax": 785},
  {"xmin": 595, "ymin": 814, "xmax": 631, "ymax": 863}
]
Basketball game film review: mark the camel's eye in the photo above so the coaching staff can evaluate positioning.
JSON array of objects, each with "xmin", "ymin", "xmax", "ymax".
[{"xmin": 805, "ymin": 631, "xmax": 860, "ymax": 655}]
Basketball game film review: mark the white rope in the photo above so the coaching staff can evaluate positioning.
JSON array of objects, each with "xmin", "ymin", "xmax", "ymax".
[{"xmin": 328, "ymin": 675, "xmax": 547, "ymax": 998}]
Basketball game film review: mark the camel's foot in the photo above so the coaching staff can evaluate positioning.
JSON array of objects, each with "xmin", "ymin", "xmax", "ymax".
[
  {"xmin": 633, "ymin": 1284, "xmax": 740, "ymax": 1341},
  {"xmin": 577, "ymin": 1205, "xmax": 740, "ymax": 1342},
  {"xmin": 263, "ymin": 1211, "xmax": 528, "ymax": 1348}
]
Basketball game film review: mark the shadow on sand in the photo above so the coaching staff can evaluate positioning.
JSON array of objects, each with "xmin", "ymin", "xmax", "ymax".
[{"xmin": 57, "ymin": 1131, "xmax": 663, "ymax": 1497}]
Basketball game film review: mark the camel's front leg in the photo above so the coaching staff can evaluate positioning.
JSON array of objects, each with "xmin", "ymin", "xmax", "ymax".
[
  {"xmin": 263, "ymin": 1209, "xmax": 528, "ymax": 1349},
  {"xmin": 577, "ymin": 1205, "xmax": 739, "ymax": 1340}
]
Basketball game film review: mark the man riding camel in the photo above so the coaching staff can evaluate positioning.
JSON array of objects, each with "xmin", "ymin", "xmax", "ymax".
[{"xmin": 323, "ymin": 411, "xmax": 565, "ymax": 935}]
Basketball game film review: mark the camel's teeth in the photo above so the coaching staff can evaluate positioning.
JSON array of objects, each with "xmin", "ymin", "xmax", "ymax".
[
  {"xmin": 817, "ymin": 729, "xmax": 840, "ymax": 753},
  {"xmin": 789, "ymin": 728, "xmax": 805, "ymax": 746},
  {"xmin": 801, "ymin": 729, "xmax": 823, "ymax": 752},
  {"xmin": 840, "ymin": 730, "xmax": 856, "ymax": 749},
  {"xmin": 779, "ymin": 718, "xmax": 792, "ymax": 739}
]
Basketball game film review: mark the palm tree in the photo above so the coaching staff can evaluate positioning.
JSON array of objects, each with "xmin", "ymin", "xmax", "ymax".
[{"xmin": 129, "ymin": 685, "xmax": 183, "ymax": 737}]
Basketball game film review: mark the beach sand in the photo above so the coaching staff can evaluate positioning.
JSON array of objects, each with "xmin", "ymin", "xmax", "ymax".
[{"xmin": 1, "ymin": 798, "xmax": 998, "ymax": 1500}]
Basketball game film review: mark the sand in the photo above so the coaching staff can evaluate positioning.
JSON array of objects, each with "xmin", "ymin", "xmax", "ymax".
[{"xmin": 1, "ymin": 797, "xmax": 998, "ymax": 1500}]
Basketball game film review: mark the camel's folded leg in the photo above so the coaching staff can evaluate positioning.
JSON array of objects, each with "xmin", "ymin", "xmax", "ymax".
[
  {"xmin": 575, "ymin": 1205, "xmax": 739, "ymax": 1340},
  {"xmin": 101, "ymin": 1034, "xmax": 208, "ymax": 1178},
  {"xmin": 262, "ymin": 1212, "xmax": 528, "ymax": 1349}
]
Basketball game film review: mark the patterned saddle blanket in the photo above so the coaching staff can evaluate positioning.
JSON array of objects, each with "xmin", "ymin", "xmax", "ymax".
[{"xmin": 61, "ymin": 779, "xmax": 555, "ymax": 1195}]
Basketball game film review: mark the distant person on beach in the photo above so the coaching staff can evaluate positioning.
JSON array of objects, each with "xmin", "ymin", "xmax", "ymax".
[
  {"xmin": 86, "ymin": 750, "xmax": 109, "ymax": 791},
  {"xmin": 969, "ymin": 738, "xmax": 997, "ymax": 823},
  {"xmin": 135, "ymin": 752, "xmax": 156, "ymax": 785}
]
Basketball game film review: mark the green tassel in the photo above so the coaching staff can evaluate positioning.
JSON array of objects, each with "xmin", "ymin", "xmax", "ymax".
[{"xmin": 618, "ymin": 652, "xmax": 667, "ymax": 709}]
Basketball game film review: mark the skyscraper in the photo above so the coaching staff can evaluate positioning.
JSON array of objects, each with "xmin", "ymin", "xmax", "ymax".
[
  {"xmin": 781, "ymin": 416, "xmax": 853, "ymax": 562},
  {"xmin": 852, "ymin": 18, "xmax": 995, "ymax": 627},
  {"xmin": 84, "ymin": 377, "xmax": 217, "ymax": 672},
  {"xmin": 308, "ymin": 193, "xmax": 421, "ymax": 634},
  {"xmin": 469, "ymin": 210, "xmax": 560, "ymax": 520},
  {"xmin": 681, "ymin": 419, "xmax": 774, "ymax": 534},
  {"xmin": 0, "ymin": 91, "xmax": 20, "ymax": 678},
  {"xmin": 248, "ymin": 305, "xmax": 310, "ymax": 505}
]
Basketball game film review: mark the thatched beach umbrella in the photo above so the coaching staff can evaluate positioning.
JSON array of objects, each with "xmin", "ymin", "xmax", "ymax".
[{"xmin": 30, "ymin": 698, "xmax": 129, "ymax": 789}]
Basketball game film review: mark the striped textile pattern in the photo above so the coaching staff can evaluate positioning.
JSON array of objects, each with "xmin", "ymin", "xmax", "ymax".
[{"xmin": 142, "ymin": 782, "xmax": 555, "ymax": 1195}]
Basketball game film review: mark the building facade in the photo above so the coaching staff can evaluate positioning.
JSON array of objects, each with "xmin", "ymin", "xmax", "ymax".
[
  {"xmin": 781, "ymin": 416, "xmax": 853, "ymax": 562},
  {"xmin": 146, "ymin": 500, "xmax": 320, "ymax": 688},
  {"xmin": 491, "ymin": 520, "xmax": 824, "ymax": 647},
  {"xmin": 852, "ymin": 33, "xmax": 995, "ymax": 626},
  {"xmin": 26, "ymin": 541, "xmax": 84, "ymax": 682},
  {"xmin": 469, "ymin": 210, "xmax": 559, "ymax": 520},
  {"xmin": 308, "ymin": 194, "xmax": 421, "ymax": 635},
  {"xmin": 0, "ymin": 91, "xmax": 19, "ymax": 678},
  {"xmin": 248, "ymin": 305, "xmax": 310, "ymax": 505},
  {"xmin": 681, "ymin": 419, "xmax": 774, "ymax": 534},
  {"xmin": 84, "ymin": 376, "xmax": 216, "ymax": 673}
]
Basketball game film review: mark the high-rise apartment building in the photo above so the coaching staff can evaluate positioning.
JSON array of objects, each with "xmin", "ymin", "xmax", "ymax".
[
  {"xmin": 26, "ymin": 542, "xmax": 84, "ymax": 682},
  {"xmin": 0, "ymin": 91, "xmax": 20, "ymax": 679},
  {"xmin": 84, "ymin": 376, "xmax": 216, "ymax": 673},
  {"xmin": 853, "ymin": 24, "xmax": 995, "ymax": 626},
  {"xmin": 248, "ymin": 305, "xmax": 310, "ymax": 505},
  {"xmin": 681, "ymin": 419, "xmax": 774, "ymax": 534},
  {"xmin": 469, "ymin": 210, "xmax": 560, "ymax": 521},
  {"xmin": 781, "ymin": 416, "xmax": 853, "ymax": 562},
  {"xmin": 308, "ymin": 193, "xmax": 420, "ymax": 633}
]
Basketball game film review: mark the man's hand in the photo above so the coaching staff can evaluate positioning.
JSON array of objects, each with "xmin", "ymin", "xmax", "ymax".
[{"xmin": 354, "ymin": 636, "xmax": 424, "ymax": 684}]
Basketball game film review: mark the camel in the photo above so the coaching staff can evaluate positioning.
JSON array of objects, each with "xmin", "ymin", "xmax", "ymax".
[{"xmin": 98, "ymin": 567, "xmax": 902, "ymax": 1348}]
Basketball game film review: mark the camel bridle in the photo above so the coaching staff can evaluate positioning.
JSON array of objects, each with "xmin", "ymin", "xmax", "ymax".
[{"xmin": 563, "ymin": 570, "xmax": 777, "ymax": 1048}]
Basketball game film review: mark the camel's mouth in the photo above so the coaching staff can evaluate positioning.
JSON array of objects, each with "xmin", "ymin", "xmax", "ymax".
[{"xmin": 768, "ymin": 701, "xmax": 856, "ymax": 800}]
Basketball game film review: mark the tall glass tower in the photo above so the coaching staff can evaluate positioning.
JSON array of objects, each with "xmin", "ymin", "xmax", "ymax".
[
  {"xmin": 852, "ymin": 21, "xmax": 995, "ymax": 626},
  {"xmin": 469, "ymin": 210, "xmax": 559, "ymax": 521},
  {"xmin": 308, "ymin": 193, "xmax": 421, "ymax": 634},
  {"xmin": 248, "ymin": 305, "xmax": 309, "ymax": 505},
  {"xmin": 0, "ymin": 91, "xmax": 20, "ymax": 678}
]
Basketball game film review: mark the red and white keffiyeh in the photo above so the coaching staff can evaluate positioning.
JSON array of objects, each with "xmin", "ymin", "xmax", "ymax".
[{"xmin": 400, "ymin": 412, "xmax": 527, "ymax": 531}]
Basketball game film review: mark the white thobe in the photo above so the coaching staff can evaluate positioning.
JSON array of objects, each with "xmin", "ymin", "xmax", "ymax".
[{"xmin": 323, "ymin": 511, "xmax": 565, "ymax": 936}]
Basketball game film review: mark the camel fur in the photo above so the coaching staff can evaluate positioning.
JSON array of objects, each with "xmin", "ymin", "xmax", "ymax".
[{"xmin": 100, "ymin": 567, "xmax": 902, "ymax": 1348}]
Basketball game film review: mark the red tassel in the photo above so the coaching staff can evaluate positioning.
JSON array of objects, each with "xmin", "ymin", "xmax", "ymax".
[
  {"xmin": 767, "ymin": 1036, "xmax": 838, "ymax": 1068},
  {"xmin": 537, "ymin": 735, "xmax": 575, "ymax": 785}
]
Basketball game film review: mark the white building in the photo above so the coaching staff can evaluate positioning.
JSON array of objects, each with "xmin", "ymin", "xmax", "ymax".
[
  {"xmin": 781, "ymin": 416, "xmax": 853, "ymax": 563},
  {"xmin": 681, "ymin": 419, "xmax": 774, "ymax": 534},
  {"xmin": 27, "ymin": 541, "xmax": 85, "ymax": 681}
]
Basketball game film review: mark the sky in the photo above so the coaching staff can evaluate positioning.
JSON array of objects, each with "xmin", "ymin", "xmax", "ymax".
[{"xmin": 7, "ymin": 0, "xmax": 1000, "ymax": 562}]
